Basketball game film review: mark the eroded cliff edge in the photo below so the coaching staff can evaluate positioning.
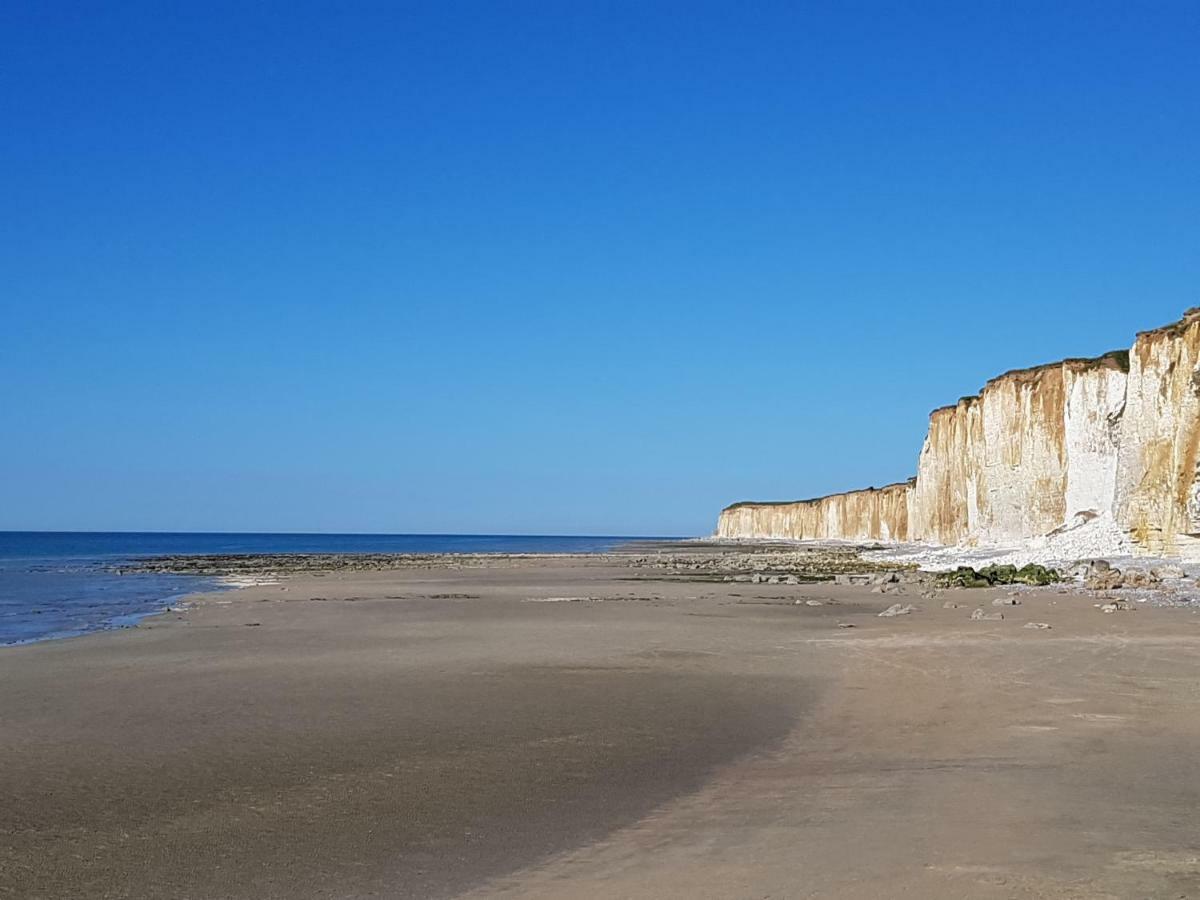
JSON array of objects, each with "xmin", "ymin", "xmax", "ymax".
[{"xmin": 717, "ymin": 309, "xmax": 1200, "ymax": 556}]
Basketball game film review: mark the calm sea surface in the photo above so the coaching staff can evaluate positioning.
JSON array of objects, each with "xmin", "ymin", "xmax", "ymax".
[{"xmin": 0, "ymin": 532, "xmax": 672, "ymax": 646}]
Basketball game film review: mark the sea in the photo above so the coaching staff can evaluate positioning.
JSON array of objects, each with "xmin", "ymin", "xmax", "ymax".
[{"xmin": 0, "ymin": 532, "xmax": 672, "ymax": 646}]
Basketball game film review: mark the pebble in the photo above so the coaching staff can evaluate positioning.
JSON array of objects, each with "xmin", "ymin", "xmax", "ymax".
[
  {"xmin": 1023, "ymin": 622, "xmax": 1052, "ymax": 629},
  {"xmin": 971, "ymin": 609, "xmax": 1004, "ymax": 621},
  {"xmin": 878, "ymin": 603, "xmax": 916, "ymax": 617}
]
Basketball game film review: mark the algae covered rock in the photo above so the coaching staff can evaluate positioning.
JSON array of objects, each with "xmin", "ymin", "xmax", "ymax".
[
  {"xmin": 939, "ymin": 567, "xmax": 994, "ymax": 588},
  {"xmin": 1012, "ymin": 564, "xmax": 1061, "ymax": 585},
  {"xmin": 978, "ymin": 564, "xmax": 1019, "ymax": 584},
  {"xmin": 938, "ymin": 563, "xmax": 1061, "ymax": 588}
]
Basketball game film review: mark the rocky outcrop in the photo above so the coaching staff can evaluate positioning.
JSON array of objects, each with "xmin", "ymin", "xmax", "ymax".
[{"xmin": 717, "ymin": 309, "xmax": 1200, "ymax": 557}]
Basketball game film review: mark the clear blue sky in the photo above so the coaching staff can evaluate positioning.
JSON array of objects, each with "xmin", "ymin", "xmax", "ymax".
[{"xmin": 3, "ymin": 2, "xmax": 1197, "ymax": 535}]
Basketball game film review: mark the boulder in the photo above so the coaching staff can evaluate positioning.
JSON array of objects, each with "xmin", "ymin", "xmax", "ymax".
[
  {"xmin": 834, "ymin": 574, "xmax": 874, "ymax": 586},
  {"xmin": 1086, "ymin": 568, "xmax": 1125, "ymax": 591},
  {"xmin": 1151, "ymin": 564, "xmax": 1185, "ymax": 580},
  {"xmin": 1122, "ymin": 569, "xmax": 1161, "ymax": 588},
  {"xmin": 1069, "ymin": 559, "xmax": 1112, "ymax": 579}
]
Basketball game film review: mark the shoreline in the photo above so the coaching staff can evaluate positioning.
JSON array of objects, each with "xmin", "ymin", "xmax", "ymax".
[
  {"xmin": 0, "ymin": 538, "xmax": 697, "ymax": 648},
  {"xmin": 13, "ymin": 531, "xmax": 1200, "ymax": 651}
]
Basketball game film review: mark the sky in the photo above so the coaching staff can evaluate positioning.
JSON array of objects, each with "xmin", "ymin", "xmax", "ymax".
[{"xmin": 2, "ymin": 1, "xmax": 1198, "ymax": 536}]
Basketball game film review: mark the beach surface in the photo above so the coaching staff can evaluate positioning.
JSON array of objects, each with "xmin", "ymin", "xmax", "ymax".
[{"xmin": 3, "ymin": 546, "xmax": 1200, "ymax": 898}]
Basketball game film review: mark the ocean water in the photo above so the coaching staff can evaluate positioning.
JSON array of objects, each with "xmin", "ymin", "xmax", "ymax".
[{"xmin": 0, "ymin": 532, "xmax": 671, "ymax": 646}]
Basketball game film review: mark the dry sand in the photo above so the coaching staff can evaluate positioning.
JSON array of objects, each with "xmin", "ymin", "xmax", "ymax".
[{"xmin": 3, "ymin": 554, "xmax": 1200, "ymax": 898}]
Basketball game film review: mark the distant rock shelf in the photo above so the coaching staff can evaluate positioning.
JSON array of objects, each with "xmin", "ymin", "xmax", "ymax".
[{"xmin": 718, "ymin": 309, "xmax": 1200, "ymax": 558}]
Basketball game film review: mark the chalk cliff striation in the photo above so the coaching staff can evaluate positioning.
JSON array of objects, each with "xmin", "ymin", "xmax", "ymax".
[{"xmin": 717, "ymin": 309, "xmax": 1200, "ymax": 556}]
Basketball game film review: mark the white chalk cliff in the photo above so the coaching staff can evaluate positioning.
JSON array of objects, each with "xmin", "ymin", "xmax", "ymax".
[{"xmin": 717, "ymin": 309, "xmax": 1200, "ymax": 557}]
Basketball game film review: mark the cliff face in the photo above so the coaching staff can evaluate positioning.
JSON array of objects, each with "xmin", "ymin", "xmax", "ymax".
[
  {"xmin": 909, "ymin": 355, "xmax": 1127, "ymax": 545},
  {"xmin": 1115, "ymin": 315, "xmax": 1200, "ymax": 554},
  {"xmin": 717, "ymin": 310, "xmax": 1200, "ymax": 556},
  {"xmin": 715, "ymin": 481, "xmax": 913, "ymax": 543}
]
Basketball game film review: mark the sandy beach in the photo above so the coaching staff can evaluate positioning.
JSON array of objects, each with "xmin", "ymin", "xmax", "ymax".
[{"xmin": 4, "ymin": 546, "xmax": 1200, "ymax": 899}]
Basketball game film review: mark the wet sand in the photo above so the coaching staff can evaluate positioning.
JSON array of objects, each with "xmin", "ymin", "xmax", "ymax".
[{"xmin": 3, "ymin": 554, "xmax": 1200, "ymax": 898}]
